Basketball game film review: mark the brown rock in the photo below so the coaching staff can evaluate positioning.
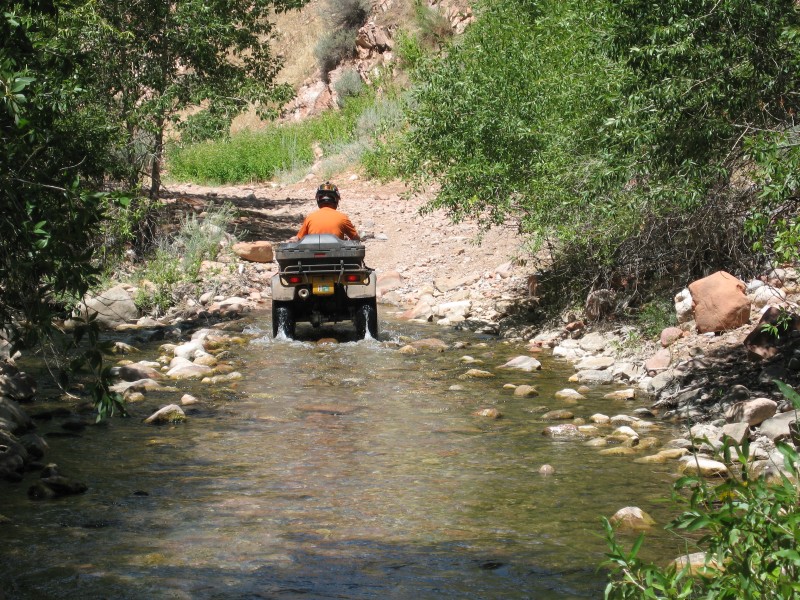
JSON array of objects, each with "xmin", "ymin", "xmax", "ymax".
[
  {"xmin": 232, "ymin": 241, "xmax": 274, "ymax": 263},
  {"xmin": 724, "ymin": 398, "xmax": 777, "ymax": 426},
  {"xmin": 472, "ymin": 407, "xmax": 501, "ymax": 419},
  {"xmin": 660, "ymin": 326, "xmax": 683, "ymax": 347},
  {"xmin": 644, "ymin": 348, "xmax": 671, "ymax": 374},
  {"xmin": 609, "ymin": 507, "xmax": 656, "ymax": 531},
  {"xmin": 688, "ymin": 271, "xmax": 750, "ymax": 333}
]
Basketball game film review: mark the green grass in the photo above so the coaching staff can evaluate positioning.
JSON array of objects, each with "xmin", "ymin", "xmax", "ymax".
[{"xmin": 167, "ymin": 95, "xmax": 375, "ymax": 185}]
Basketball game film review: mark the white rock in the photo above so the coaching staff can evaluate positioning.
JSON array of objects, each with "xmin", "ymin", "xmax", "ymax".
[{"xmin": 498, "ymin": 356, "xmax": 541, "ymax": 372}]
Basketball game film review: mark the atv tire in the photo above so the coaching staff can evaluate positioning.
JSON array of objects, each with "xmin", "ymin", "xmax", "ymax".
[
  {"xmin": 272, "ymin": 301, "xmax": 296, "ymax": 339},
  {"xmin": 354, "ymin": 299, "xmax": 378, "ymax": 339}
]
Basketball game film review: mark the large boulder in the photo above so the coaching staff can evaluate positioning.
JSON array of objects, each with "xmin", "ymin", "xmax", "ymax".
[
  {"xmin": 688, "ymin": 271, "xmax": 751, "ymax": 333},
  {"xmin": 78, "ymin": 284, "xmax": 139, "ymax": 329},
  {"xmin": 232, "ymin": 241, "xmax": 273, "ymax": 263}
]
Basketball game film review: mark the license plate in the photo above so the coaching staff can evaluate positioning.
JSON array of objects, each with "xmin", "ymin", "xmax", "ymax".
[{"xmin": 312, "ymin": 278, "xmax": 335, "ymax": 296}]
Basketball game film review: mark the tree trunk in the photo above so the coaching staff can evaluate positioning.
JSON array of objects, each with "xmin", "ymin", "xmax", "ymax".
[{"xmin": 149, "ymin": 118, "xmax": 164, "ymax": 200}]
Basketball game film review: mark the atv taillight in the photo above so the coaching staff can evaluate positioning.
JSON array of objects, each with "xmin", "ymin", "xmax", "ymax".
[
  {"xmin": 344, "ymin": 274, "xmax": 361, "ymax": 283},
  {"xmin": 314, "ymin": 253, "xmax": 326, "ymax": 257},
  {"xmin": 287, "ymin": 275, "xmax": 303, "ymax": 284}
]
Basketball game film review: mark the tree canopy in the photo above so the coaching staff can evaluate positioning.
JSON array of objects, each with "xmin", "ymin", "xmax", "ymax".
[{"xmin": 398, "ymin": 0, "xmax": 800, "ymax": 302}]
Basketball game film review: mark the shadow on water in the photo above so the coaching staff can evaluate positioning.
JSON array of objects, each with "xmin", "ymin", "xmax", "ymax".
[{"xmin": 0, "ymin": 310, "xmax": 685, "ymax": 599}]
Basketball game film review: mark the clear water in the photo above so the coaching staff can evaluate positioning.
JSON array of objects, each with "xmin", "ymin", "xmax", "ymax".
[{"xmin": 0, "ymin": 312, "xmax": 686, "ymax": 599}]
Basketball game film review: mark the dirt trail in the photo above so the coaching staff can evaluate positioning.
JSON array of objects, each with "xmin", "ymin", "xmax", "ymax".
[{"xmin": 168, "ymin": 176, "xmax": 534, "ymax": 320}]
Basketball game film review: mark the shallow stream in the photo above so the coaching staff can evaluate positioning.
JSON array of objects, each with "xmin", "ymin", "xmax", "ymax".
[{"xmin": 0, "ymin": 312, "xmax": 686, "ymax": 599}]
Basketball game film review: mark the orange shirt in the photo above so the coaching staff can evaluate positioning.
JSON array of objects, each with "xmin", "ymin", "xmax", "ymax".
[{"xmin": 296, "ymin": 207, "xmax": 360, "ymax": 240}]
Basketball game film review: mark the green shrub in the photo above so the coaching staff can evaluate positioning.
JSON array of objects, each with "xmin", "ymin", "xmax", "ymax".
[
  {"xmin": 637, "ymin": 299, "xmax": 677, "ymax": 339},
  {"xmin": 168, "ymin": 92, "xmax": 373, "ymax": 184},
  {"xmin": 603, "ymin": 381, "xmax": 800, "ymax": 599},
  {"xmin": 321, "ymin": 0, "xmax": 371, "ymax": 30},
  {"xmin": 334, "ymin": 68, "xmax": 365, "ymax": 106},
  {"xmin": 132, "ymin": 203, "xmax": 237, "ymax": 315},
  {"xmin": 315, "ymin": 28, "xmax": 358, "ymax": 82}
]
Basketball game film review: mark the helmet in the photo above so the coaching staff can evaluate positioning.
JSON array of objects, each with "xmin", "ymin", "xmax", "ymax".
[{"xmin": 315, "ymin": 181, "xmax": 340, "ymax": 206}]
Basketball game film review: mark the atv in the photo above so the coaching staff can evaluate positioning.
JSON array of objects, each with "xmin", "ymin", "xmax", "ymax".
[{"xmin": 270, "ymin": 234, "xmax": 378, "ymax": 339}]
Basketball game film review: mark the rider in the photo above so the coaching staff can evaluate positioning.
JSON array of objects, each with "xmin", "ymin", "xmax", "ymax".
[{"xmin": 289, "ymin": 181, "xmax": 361, "ymax": 242}]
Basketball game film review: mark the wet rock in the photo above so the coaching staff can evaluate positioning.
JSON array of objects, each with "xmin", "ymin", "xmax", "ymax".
[
  {"xmin": 498, "ymin": 356, "xmax": 541, "ymax": 372},
  {"xmin": 202, "ymin": 372, "xmax": 243, "ymax": 384},
  {"xmin": 555, "ymin": 389, "xmax": 585, "ymax": 402},
  {"xmin": 399, "ymin": 345, "xmax": 418, "ymax": 355},
  {"xmin": 193, "ymin": 353, "xmax": 219, "ymax": 367},
  {"xmin": 599, "ymin": 446, "xmax": 637, "ymax": 456},
  {"xmin": 590, "ymin": 413, "xmax": 610, "ymax": 425},
  {"xmin": 472, "ymin": 408, "xmax": 501, "ymax": 419},
  {"xmin": 460, "ymin": 356, "xmax": 484, "ymax": 365},
  {"xmin": 570, "ymin": 369, "xmax": 614, "ymax": 385},
  {"xmin": 584, "ymin": 437, "xmax": 607, "ymax": 447},
  {"xmin": 110, "ymin": 378, "xmax": 165, "ymax": 394},
  {"xmin": 513, "ymin": 385, "xmax": 538, "ymax": 398},
  {"xmin": 0, "ymin": 397, "xmax": 33, "ymax": 432},
  {"xmin": 409, "ymin": 338, "xmax": 448, "ymax": 352},
  {"xmin": 460, "ymin": 369, "xmax": 494, "ymax": 379},
  {"xmin": 724, "ymin": 398, "xmax": 777, "ymax": 426},
  {"xmin": 144, "ymin": 404, "xmax": 186, "ymax": 424},
  {"xmin": 173, "ymin": 340, "xmax": 206, "ymax": 360},
  {"xmin": 538, "ymin": 464, "xmax": 555, "ymax": 476},
  {"xmin": 609, "ymin": 415, "xmax": 638, "ymax": 426},
  {"xmin": 542, "ymin": 424, "xmax": 583, "ymax": 438},
  {"xmin": 603, "ymin": 389, "xmax": 635, "ymax": 401},
  {"xmin": 0, "ymin": 370, "xmax": 37, "ymax": 402},
  {"xmin": 181, "ymin": 394, "xmax": 199, "ymax": 406},
  {"xmin": 17, "ymin": 433, "xmax": 47, "ymax": 460},
  {"xmin": 671, "ymin": 552, "xmax": 723, "ymax": 577},
  {"xmin": 110, "ymin": 363, "xmax": 163, "ymax": 382},
  {"xmin": 634, "ymin": 448, "xmax": 690, "ymax": 464},
  {"xmin": 541, "ymin": 409, "xmax": 574, "ymax": 420},
  {"xmin": 610, "ymin": 507, "xmax": 656, "ymax": 531},
  {"xmin": 678, "ymin": 456, "xmax": 729, "ymax": 478},
  {"xmin": 167, "ymin": 362, "xmax": 213, "ymax": 379}
]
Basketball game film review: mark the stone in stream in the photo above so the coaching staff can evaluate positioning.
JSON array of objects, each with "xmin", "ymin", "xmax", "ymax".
[
  {"xmin": 538, "ymin": 464, "xmax": 555, "ymax": 476},
  {"xmin": 144, "ymin": 404, "xmax": 186, "ymax": 424},
  {"xmin": 554, "ymin": 388, "xmax": 585, "ymax": 402},
  {"xmin": 603, "ymin": 388, "xmax": 635, "ymax": 401},
  {"xmin": 609, "ymin": 506, "xmax": 656, "ymax": 531},
  {"xmin": 541, "ymin": 409, "xmax": 574, "ymax": 420},
  {"xmin": 472, "ymin": 408, "xmax": 502, "ymax": 419},
  {"xmin": 513, "ymin": 385, "xmax": 538, "ymax": 397},
  {"xmin": 542, "ymin": 424, "xmax": 583, "ymax": 439},
  {"xmin": 459, "ymin": 369, "xmax": 494, "ymax": 379},
  {"xmin": 498, "ymin": 356, "xmax": 541, "ymax": 372},
  {"xmin": 678, "ymin": 456, "xmax": 729, "ymax": 478}
]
